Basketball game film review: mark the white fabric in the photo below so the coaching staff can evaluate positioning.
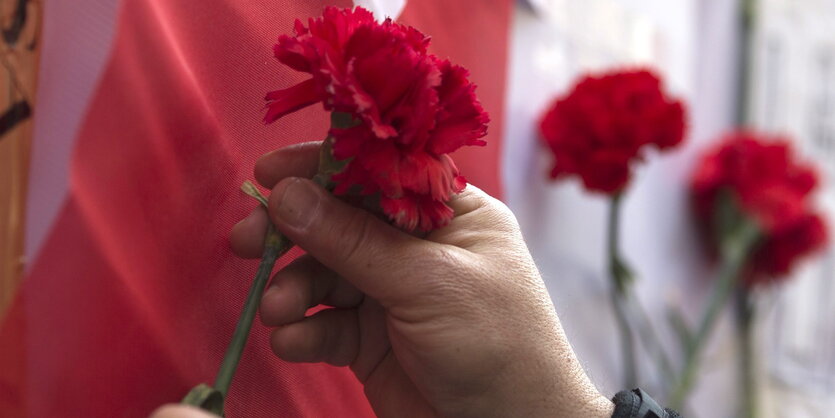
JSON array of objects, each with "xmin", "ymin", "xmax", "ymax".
[
  {"xmin": 752, "ymin": 1, "xmax": 835, "ymax": 416},
  {"xmin": 25, "ymin": 0, "xmax": 123, "ymax": 266},
  {"xmin": 502, "ymin": 0, "xmax": 741, "ymax": 415},
  {"xmin": 352, "ymin": 0, "xmax": 406, "ymax": 20}
]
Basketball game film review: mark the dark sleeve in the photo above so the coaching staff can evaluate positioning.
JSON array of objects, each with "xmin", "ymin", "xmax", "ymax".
[{"xmin": 611, "ymin": 389, "xmax": 681, "ymax": 418}]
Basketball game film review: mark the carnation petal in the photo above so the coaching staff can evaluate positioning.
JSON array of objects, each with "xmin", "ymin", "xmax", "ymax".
[
  {"xmin": 264, "ymin": 79, "xmax": 323, "ymax": 123},
  {"xmin": 690, "ymin": 131, "xmax": 829, "ymax": 285},
  {"xmin": 539, "ymin": 68, "xmax": 685, "ymax": 194},
  {"xmin": 274, "ymin": 35, "xmax": 313, "ymax": 72},
  {"xmin": 380, "ymin": 194, "xmax": 455, "ymax": 232},
  {"xmin": 428, "ymin": 61, "xmax": 489, "ymax": 154},
  {"xmin": 265, "ymin": 6, "xmax": 487, "ymax": 231}
]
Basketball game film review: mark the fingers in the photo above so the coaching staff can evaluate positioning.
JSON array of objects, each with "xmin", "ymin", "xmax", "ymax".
[
  {"xmin": 232, "ymin": 142, "xmax": 321, "ymax": 258},
  {"xmin": 430, "ymin": 184, "xmax": 522, "ymax": 251},
  {"xmin": 149, "ymin": 405, "xmax": 217, "ymax": 418},
  {"xmin": 270, "ymin": 308, "xmax": 359, "ymax": 367},
  {"xmin": 230, "ymin": 206, "xmax": 269, "ymax": 258},
  {"xmin": 446, "ymin": 183, "xmax": 490, "ymax": 217},
  {"xmin": 254, "ymin": 141, "xmax": 321, "ymax": 188},
  {"xmin": 447, "ymin": 184, "xmax": 513, "ymax": 226},
  {"xmin": 267, "ymin": 177, "xmax": 451, "ymax": 306},
  {"xmin": 260, "ymin": 255, "xmax": 363, "ymax": 327}
]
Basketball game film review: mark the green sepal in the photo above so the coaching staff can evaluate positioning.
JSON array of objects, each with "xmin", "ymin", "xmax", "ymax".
[
  {"xmin": 313, "ymin": 112, "xmax": 357, "ymax": 189},
  {"xmin": 241, "ymin": 181, "xmax": 269, "ymax": 208}
]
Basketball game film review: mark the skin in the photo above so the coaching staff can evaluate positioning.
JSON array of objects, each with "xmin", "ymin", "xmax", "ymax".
[{"xmin": 152, "ymin": 142, "xmax": 614, "ymax": 418}]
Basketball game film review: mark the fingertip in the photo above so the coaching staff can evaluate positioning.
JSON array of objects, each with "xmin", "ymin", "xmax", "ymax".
[
  {"xmin": 259, "ymin": 283, "xmax": 307, "ymax": 327},
  {"xmin": 230, "ymin": 207, "xmax": 269, "ymax": 258},
  {"xmin": 267, "ymin": 177, "xmax": 322, "ymax": 233},
  {"xmin": 254, "ymin": 142, "xmax": 321, "ymax": 188},
  {"xmin": 254, "ymin": 150, "xmax": 281, "ymax": 187},
  {"xmin": 269, "ymin": 322, "xmax": 308, "ymax": 362},
  {"xmin": 269, "ymin": 309, "xmax": 358, "ymax": 366},
  {"xmin": 149, "ymin": 405, "xmax": 217, "ymax": 418}
]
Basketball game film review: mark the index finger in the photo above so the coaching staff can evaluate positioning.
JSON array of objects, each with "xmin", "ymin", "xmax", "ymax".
[{"xmin": 254, "ymin": 141, "xmax": 322, "ymax": 188}]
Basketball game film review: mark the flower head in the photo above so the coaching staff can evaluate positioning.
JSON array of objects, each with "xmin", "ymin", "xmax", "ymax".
[
  {"xmin": 539, "ymin": 69, "xmax": 686, "ymax": 194},
  {"xmin": 691, "ymin": 131, "xmax": 828, "ymax": 286},
  {"xmin": 265, "ymin": 6, "xmax": 488, "ymax": 231}
]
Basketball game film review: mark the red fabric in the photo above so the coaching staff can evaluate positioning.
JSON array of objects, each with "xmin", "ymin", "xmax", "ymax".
[{"xmin": 0, "ymin": 0, "xmax": 510, "ymax": 417}]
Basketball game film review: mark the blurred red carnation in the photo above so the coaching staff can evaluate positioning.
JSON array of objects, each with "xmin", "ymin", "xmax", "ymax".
[
  {"xmin": 539, "ymin": 69, "xmax": 686, "ymax": 194},
  {"xmin": 691, "ymin": 131, "xmax": 828, "ymax": 285},
  {"xmin": 264, "ymin": 6, "xmax": 488, "ymax": 231}
]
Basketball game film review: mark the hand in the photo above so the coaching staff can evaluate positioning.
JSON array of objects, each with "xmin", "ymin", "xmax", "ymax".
[
  {"xmin": 229, "ymin": 142, "xmax": 614, "ymax": 418},
  {"xmin": 149, "ymin": 405, "xmax": 216, "ymax": 418}
]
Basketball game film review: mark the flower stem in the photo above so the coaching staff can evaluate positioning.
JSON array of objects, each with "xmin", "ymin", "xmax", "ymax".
[
  {"xmin": 735, "ymin": 289, "xmax": 758, "ymax": 418},
  {"xmin": 213, "ymin": 224, "xmax": 292, "ymax": 396},
  {"xmin": 607, "ymin": 193, "xmax": 638, "ymax": 388},
  {"xmin": 628, "ymin": 289, "xmax": 676, "ymax": 387},
  {"xmin": 182, "ymin": 184, "xmax": 291, "ymax": 415},
  {"xmin": 668, "ymin": 219, "xmax": 760, "ymax": 410},
  {"xmin": 183, "ymin": 114, "xmax": 352, "ymax": 415},
  {"xmin": 607, "ymin": 194, "xmax": 676, "ymax": 393}
]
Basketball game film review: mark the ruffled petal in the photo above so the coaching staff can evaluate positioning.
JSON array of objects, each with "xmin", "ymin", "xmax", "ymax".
[
  {"xmin": 264, "ymin": 6, "xmax": 489, "ymax": 232},
  {"xmin": 539, "ymin": 68, "xmax": 686, "ymax": 194},
  {"xmin": 690, "ymin": 131, "xmax": 829, "ymax": 285},
  {"xmin": 264, "ymin": 78, "xmax": 324, "ymax": 123}
]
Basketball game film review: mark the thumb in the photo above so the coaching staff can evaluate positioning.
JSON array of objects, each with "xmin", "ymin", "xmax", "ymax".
[
  {"xmin": 267, "ymin": 177, "xmax": 449, "ymax": 305},
  {"xmin": 149, "ymin": 405, "xmax": 218, "ymax": 418}
]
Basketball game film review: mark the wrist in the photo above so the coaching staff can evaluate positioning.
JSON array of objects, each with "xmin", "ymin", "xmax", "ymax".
[
  {"xmin": 544, "ymin": 384, "xmax": 613, "ymax": 418},
  {"xmin": 585, "ymin": 394, "xmax": 616, "ymax": 418},
  {"xmin": 493, "ymin": 358, "xmax": 614, "ymax": 418}
]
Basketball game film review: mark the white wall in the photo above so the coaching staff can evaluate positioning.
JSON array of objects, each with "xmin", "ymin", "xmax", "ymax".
[{"xmin": 502, "ymin": 1, "xmax": 744, "ymax": 415}]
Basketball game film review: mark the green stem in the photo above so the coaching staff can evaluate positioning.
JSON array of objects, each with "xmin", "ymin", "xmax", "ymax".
[
  {"xmin": 628, "ymin": 290, "xmax": 676, "ymax": 386},
  {"xmin": 669, "ymin": 220, "xmax": 760, "ymax": 410},
  {"xmin": 608, "ymin": 193, "xmax": 638, "ymax": 388},
  {"xmin": 735, "ymin": 289, "xmax": 758, "ymax": 418},
  {"xmin": 183, "ymin": 113, "xmax": 353, "ymax": 415},
  {"xmin": 610, "ymin": 287, "xmax": 637, "ymax": 388},
  {"xmin": 213, "ymin": 226, "xmax": 291, "ymax": 396},
  {"xmin": 733, "ymin": 2, "xmax": 758, "ymax": 412},
  {"xmin": 736, "ymin": 0, "xmax": 757, "ymax": 126},
  {"xmin": 607, "ymin": 194, "xmax": 676, "ymax": 393}
]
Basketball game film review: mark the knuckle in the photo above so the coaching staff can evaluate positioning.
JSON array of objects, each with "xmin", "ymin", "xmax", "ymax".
[
  {"xmin": 484, "ymin": 196, "xmax": 521, "ymax": 231},
  {"xmin": 457, "ymin": 187, "xmax": 521, "ymax": 235},
  {"xmin": 470, "ymin": 201, "xmax": 521, "ymax": 238}
]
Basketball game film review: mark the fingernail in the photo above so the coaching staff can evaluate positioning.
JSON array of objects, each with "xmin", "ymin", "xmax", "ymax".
[{"xmin": 275, "ymin": 178, "xmax": 319, "ymax": 229}]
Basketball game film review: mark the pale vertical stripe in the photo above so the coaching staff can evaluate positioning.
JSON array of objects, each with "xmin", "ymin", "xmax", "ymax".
[
  {"xmin": 25, "ymin": 0, "xmax": 123, "ymax": 267},
  {"xmin": 352, "ymin": 0, "xmax": 406, "ymax": 20}
]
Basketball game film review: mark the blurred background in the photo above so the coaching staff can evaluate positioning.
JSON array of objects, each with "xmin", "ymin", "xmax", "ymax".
[
  {"xmin": 502, "ymin": 0, "xmax": 835, "ymax": 417},
  {"xmin": 0, "ymin": 0, "xmax": 833, "ymax": 417}
]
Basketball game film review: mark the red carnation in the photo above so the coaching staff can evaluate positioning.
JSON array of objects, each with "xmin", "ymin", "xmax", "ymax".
[
  {"xmin": 539, "ymin": 69, "xmax": 686, "ymax": 194},
  {"xmin": 691, "ymin": 131, "xmax": 828, "ymax": 286},
  {"xmin": 264, "ymin": 6, "xmax": 488, "ymax": 231}
]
